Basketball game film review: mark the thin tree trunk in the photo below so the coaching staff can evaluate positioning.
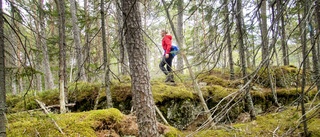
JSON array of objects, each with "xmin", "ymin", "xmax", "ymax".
[
  {"xmin": 268, "ymin": 3, "xmax": 280, "ymax": 107},
  {"xmin": 0, "ymin": 0, "xmax": 6, "ymax": 135},
  {"xmin": 9, "ymin": 3, "xmax": 17, "ymax": 95},
  {"xmin": 236, "ymin": 0, "xmax": 256, "ymax": 120},
  {"xmin": 310, "ymin": 21, "xmax": 320, "ymax": 93},
  {"xmin": 260, "ymin": 0, "xmax": 269, "ymax": 63},
  {"xmin": 40, "ymin": 0, "xmax": 55, "ymax": 90},
  {"xmin": 161, "ymin": 0, "xmax": 213, "ymax": 123},
  {"xmin": 279, "ymin": 0, "xmax": 289, "ymax": 65},
  {"xmin": 101, "ymin": 0, "xmax": 112, "ymax": 108},
  {"xmin": 299, "ymin": 0, "xmax": 308, "ymax": 135},
  {"xmin": 224, "ymin": 0, "xmax": 234, "ymax": 80},
  {"xmin": 57, "ymin": 0, "xmax": 67, "ymax": 114},
  {"xmin": 315, "ymin": 0, "xmax": 320, "ymax": 93},
  {"xmin": 69, "ymin": 0, "xmax": 87, "ymax": 82},
  {"xmin": 121, "ymin": 0, "xmax": 159, "ymax": 136},
  {"xmin": 316, "ymin": 0, "xmax": 320, "ymax": 62},
  {"xmin": 176, "ymin": 0, "xmax": 184, "ymax": 74},
  {"xmin": 84, "ymin": 0, "xmax": 91, "ymax": 82},
  {"xmin": 116, "ymin": 0, "xmax": 128, "ymax": 76}
]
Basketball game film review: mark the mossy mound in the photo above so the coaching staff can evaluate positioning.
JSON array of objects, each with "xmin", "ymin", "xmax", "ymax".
[
  {"xmin": 7, "ymin": 108, "xmax": 178, "ymax": 137},
  {"xmin": 189, "ymin": 106, "xmax": 320, "ymax": 136},
  {"xmin": 255, "ymin": 65, "xmax": 308, "ymax": 88},
  {"xmin": 7, "ymin": 108, "xmax": 123, "ymax": 136},
  {"xmin": 152, "ymin": 81, "xmax": 194, "ymax": 103}
]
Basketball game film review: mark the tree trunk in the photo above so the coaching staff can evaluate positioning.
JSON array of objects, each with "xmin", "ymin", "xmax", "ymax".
[
  {"xmin": 69, "ymin": 0, "xmax": 87, "ymax": 82},
  {"xmin": 34, "ymin": 31, "xmax": 42, "ymax": 92},
  {"xmin": 161, "ymin": 0, "xmax": 213, "ymax": 123},
  {"xmin": 39, "ymin": 0, "xmax": 55, "ymax": 90},
  {"xmin": 84, "ymin": 0, "xmax": 91, "ymax": 82},
  {"xmin": 224, "ymin": 0, "xmax": 234, "ymax": 80},
  {"xmin": 315, "ymin": 0, "xmax": 320, "ymax": 93},
  {"xmin": 268, "ymin": 3, "xmax": 280, "ymax": 107},
  {"xmin": 101, "ymin": 0, "xmax": 113, "ymax": 108},
  {"xmin": 310, "ymin": 20, "xmax": 320, "ymax": 93},
  {"xmin": 299, "ymin": 0, "xmax": 308, "ymax": 135},
  {"xmin": 317, "ymin": 0, "xmax": 320, "ymax": 59},
  {"xmin": 279, "ymin": 0, "xmax": 289, "ymax": 65},
  {"xmin": 57, "ymin": 0, "xmax": 67, "ymax": 114},
  {"xmin": 176, "ymin": 0, "xmax": 184, "ymax": 74},
  {"xmin": 0, "ymin": 0, "xmax": 6, "ymax": 136},
  {"xmin": 121, "ymin": 0, "xmax": 159, "ymax": 136},
  {"xmin": 260, "ymin": 0, "xmax": 269, "ymax": 63},
  {"xmin": 236, "ymin": 0, "xmax": 256, "ymax": 120},
  {"xmin": 116, "ymin": 0, "xmax": 129, "ymax": 76},
  {"xmin": 8, "ymin": 3, "xmax": 17, "ymax": 95}
]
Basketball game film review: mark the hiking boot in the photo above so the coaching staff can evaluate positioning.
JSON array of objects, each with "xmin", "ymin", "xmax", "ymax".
[
  {"xmin": 165, "ymin": 75, "xmax": 170, "ymax": 82},
  {"xmin": 168, "ymin": 73, "xmax": 175, "ymax": 83}
]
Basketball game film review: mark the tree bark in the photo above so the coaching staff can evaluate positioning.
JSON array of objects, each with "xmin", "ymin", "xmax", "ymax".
[
  {"xmin": 176, "ymin": 0, "xmax": 184, "ymax": 74},
  {"xmin": 299, "ymin": 0, "xmax": 308, "ymax": 135},
  {"xmin": 101, "ymin": 0, "xmax": 113, "ymax": 108},
  {"xmin": 161, "ymin": 0, "xmax": 213, "ymax": 123},
  {"xmin": 269, "ymin": 2, "xmax": 280, "ymax": 107},
  {"xmin": 260, "ymin": 0, "xmax": 269, "ymax": 63},
  {"xmin": 57, "ymin": 0, "xmax": 67, "ymax": 114},
  {"xmin": 236, "ymin": 0, "xmax": 256, "ymax": 120},
  {"xmin": 84, "ymin": 0, "xmax": 91, "ymax": 82},
  {"xmin": 39, "ymin": 0, "xmax": 55, "ymax": 90},
  {"xmin": 315, "ymin": 0, "xmax": 320, "ymax": 63},
  {"xmin": 223, "ymin": 0, "xmax": 234, "ymax": 80},
  {"xmin": 121, "ymin": 0, "xmax": 159, "ymax": 136},
  {"xmin": 0, "ymin": 0, "xmax": 6, "ymax": 136},
  {"xmin": 69, "ymin": 0, "xmax": 87, "ymax": 82},
  {"xmin": 279, "ymin": 0, "xmax": 289, "ymax": 65},
  {"xmin": 315, "ymin": 0, "xmax": 320, "ymax": 93},
  {"xmin": 116, "ymin": 0, "xmax": 129, "ymax": 76}
]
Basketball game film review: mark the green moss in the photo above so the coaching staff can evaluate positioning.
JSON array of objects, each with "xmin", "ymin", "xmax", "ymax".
[
  {"xmin": 7, "ymin": 108, "xmax": 124, "ymax": 137},
  {"xmin": 202, "ymin": 85, "xmax": 236, "ymax": 101},
  {"xmin": 194, "ymin": 129, "xmax": 233, "ymax": 137},
  {"xmin": 256, "ymin": 65, "xmax": 301, "ymax": 88},
  {"xmin": 111, "ymin": 82, "xmax": 132, "ymax": 102},
  {"xmin": 68, "ymin": 82, "xmax": 102, "ymax": 101},
  {"xmin": 164, "ymin": 126, "xmax": 184, "ymax": 137},
  {"xmin": 38, "ymin": 89, "xmax": 59, "ymax": 105},
  {"xmin": 198, "ymin": 74, "xmax": 230, "ymax": 87},
  {"xmin": 181, "ymin": 106, "xmax": 320, "ymax": 136},
  {"xmin": 309, "ymin": 118, "xmax": 320, "ymax": 136},
  {"xmin": 152, "ymin": 81, "xmax": 193, "ymax": 103}
]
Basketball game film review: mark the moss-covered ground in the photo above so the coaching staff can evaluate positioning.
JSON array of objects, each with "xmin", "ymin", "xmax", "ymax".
[{"xmin": 6, "ymin": 66, "xmax": 320, "ymax": 136}]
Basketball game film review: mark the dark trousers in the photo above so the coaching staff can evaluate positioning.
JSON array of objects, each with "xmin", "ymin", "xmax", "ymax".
[{"xmin": 159, "ymin": 54, "xmax": 174, "ymax": 75}]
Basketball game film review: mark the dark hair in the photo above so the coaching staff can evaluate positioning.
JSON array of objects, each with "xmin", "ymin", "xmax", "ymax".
[{"xmin": 161, "ymin": 30, "xmax": 168, "ymax": 34}]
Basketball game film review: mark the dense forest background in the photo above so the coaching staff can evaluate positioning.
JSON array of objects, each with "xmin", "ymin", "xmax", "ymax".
[{"xmin": 0, "ymin": 0, "xmax": 320, "ymax": 136}]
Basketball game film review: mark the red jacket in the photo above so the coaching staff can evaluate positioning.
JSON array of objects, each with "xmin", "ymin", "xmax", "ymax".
[{"xmin": 162, "ymin": 34, "xmax": 172, "ymax": 55}]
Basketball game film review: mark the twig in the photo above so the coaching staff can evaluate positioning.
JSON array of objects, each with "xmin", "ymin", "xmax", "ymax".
[
  {"xmin": 155, "ymin": 105, "xmax": 169, "ymax": 125},
  {"xmin": 35, "ymin": 99, "xmax": 65, "ymax": 135},
  {"xmin": 273, "ymin": 126, "xmax": 280, "ymax": 137},
  {"xmin": 93, "ymin": 88, "xmax": 101, "ymax": 110}
]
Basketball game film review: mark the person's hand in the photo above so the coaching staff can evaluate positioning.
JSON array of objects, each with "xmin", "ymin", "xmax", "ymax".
[{"xmin": 165, "ymin": 54, "xmax": 169, "ymax": 59}]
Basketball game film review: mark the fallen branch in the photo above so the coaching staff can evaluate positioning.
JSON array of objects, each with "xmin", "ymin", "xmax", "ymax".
[
  {"xmin": 155, "ymin": 106, "xmax": 169, "ymax": 125},
  {"xmin": 35, "ymin": 99, "xmax": 65, "ymax": 135}
]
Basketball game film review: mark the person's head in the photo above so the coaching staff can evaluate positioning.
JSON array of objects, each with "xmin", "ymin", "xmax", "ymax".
[{"xmin": 161, "ymin": 30, "xmax": 168, "ymax": 37}]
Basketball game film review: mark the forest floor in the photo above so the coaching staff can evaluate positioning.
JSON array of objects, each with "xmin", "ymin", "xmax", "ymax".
[{"xmin": 5, "ymin": 66, "xmax": 320, "ymax": 136}]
